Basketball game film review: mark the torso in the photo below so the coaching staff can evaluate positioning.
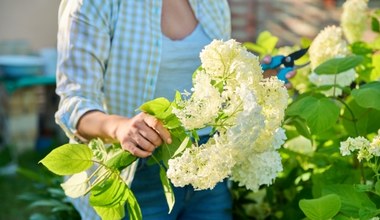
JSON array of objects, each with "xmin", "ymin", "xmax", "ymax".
[{"xmin": 161, "ymin": 0, "xmax": 198, "ymax": 40}]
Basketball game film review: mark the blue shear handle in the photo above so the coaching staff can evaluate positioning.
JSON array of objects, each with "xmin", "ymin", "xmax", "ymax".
[
  {"xmin": 277, "ymin": 67, "xmax": 292, "ymax": 84},
  {"xmin": 261, "ymin": 56, "xmax": 284, "ymax": 71},
  {"xmin": 261, "ymin": 55, "xmax": 290, "ymax": 83}
]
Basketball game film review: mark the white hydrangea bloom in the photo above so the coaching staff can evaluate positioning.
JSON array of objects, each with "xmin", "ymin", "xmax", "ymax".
[
  {"xmin": 231, "ymin": 50, "xmax": 263, "ymax": 85},
  {"xmin": 340, "ymin": 139, "xmax": 352, "ymax": 156},
  {"xmin": 309, "ymin": 26, "xmax": 349, "ymax": 70},
  {"xmin": 168, "ymin": 39, "xmax": 288, "ymax": 191},
  {"xmin": 369, "ymin": 131, "xmax": 380, "ymax": 157},
  {"xmin": 61, "ymin": 171, "xmax": 89, "ymax": 198},
  {"xmin": 199, "ymin": 39, "xmax": 242, "ymax": 78},
  {"xmin": 341, "ymin": 0, "xmax": 368, "ymax": 43},
  {"xmin": 167, "ymin": 134, "xmax": 235, "ymax": 190},
  {"xmin": 340, "ymin": 136, "xmax": 371, "ymax": 161},
  {"xmin": 231, "ymin": 151, "xmax": 283, "ymax": 191},
  {"xmin": 249, "ymin": 78, "xmax": 288, "ymax": 152},
  {"xmin": 308, "ymin": 26, "xmax": 356, "ymax": 96},
  {"xmin": 270, "ymin": 128, "xmax": 287, "ymax": 150},
  {"xmin": 309, "ymin": 69, "xmax": 357, "ymax": 96},
  {"xmin": 173, "ymin": 72, "xmax": 222, "ymax": 130},
  {"xmin": 256, "ymin": 78, "xmax": 288, "ymax": 128},
  {"xmin": 226, "ymin": 85, "xmax": 265, "ymax": 150},
  {"xmin": 357, "ymin": 147, "xmax": 373, "ymax": 162}
]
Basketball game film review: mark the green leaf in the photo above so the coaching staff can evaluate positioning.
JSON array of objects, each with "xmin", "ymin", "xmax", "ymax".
[
  {"xmin": 125, "ymin": 187, "xmax": 142, "ymax": 220},
  {"xmin": 256, "ymin": 31, "xmax": 279, "ymax": 54},
  {"xmin": 151, "ymin": 127, "xmax": 188, "ymax": 167},
  {"xmin": 94, "ymin": 203, "xmax": 125, "ymax": 220},
  {"xmin": 300, "ymin": 37, "xmax": 312, "ymax": 49},
  {"xmin": 139, "ymin": 97, "xmax": 171, "ymax": 117},
  {"xmin": 90, "ymin": 176, "xmax": 128, "ymax": 207},
  {"xmin": 314, "ymin": 56, "xmax": 364, "ymax": 75},
  {"xmin": 29, "ymin": 199, "xmax": 65, "ymax": 208},
  {"xmin": 372, "ymin": 16, "xmax": 380, "ymax": 33},
  {"xmin": 88, "ymin": 138, "xmax": 107, "ymax": 162},
  {"xmin": 243, "ymin": 31, "xmax": 279, "ymax": 57},
  {"xmin": 105, "ymin": 145, "xmax": 137, "ymax": 170},
  {"xmin": 350, "ymin": 42, "xmax": 373, "ymax": 55},
  {"xmin": 60, "ymin": 172, "xmax": 89, "ymax": 198},
  {"xmin": 140, "ymin": 97, "xmax": 181, "ymax": 130},
  {"xmin": 341, "ymin": 97, "xmax": 380, "ymax": 136},
  {"xmin": 174, "ymin": 91, "xmax": 182, "ymax": 104},
  {"xmin": 288, "ymin": 116, "xmax": 311, "ymax": 139},
  {"xmin": 371, "ymin": 54, "xmax": 380, "ymax": 81},
  {"xmin": 159, "ymin": 103, "xmax": 182, "ymax": 130},
  {"xmin": 93, "ymin": 185, "xmax": 141, "ymax": 220},
  {"xmin": 375, "ymin": 181, "xmax": 380, "ymax": 195},
  {"xmin": 322, "ymin": 184, "xmax": 376, "ymax": 218},
  {"xmin": 172, "ymin": 136, "xmax": 190, "ymax": 158},
  {"xmin": 351, "ymin": 81, "xmax": 380, "ymax": 110},
  {"xmin": 359, "ymin": 206, "xmax": 380, "ymax": 219},
  {"xmin": 243, "ymin": 42, "xmax": 266, "ymax": 55},
  {"xmin": 159, "ymin": 166, "xmax": 175, "ymax": 213},
  {"xmin": 29, "ymin": 213, "xmax": 51, "ymax": 220},
  {"xmin": 286, "ymin": 96, "xmax": 340, "ymax": 134},
  {"xmin": 353, "ymin": 184, "xmax": 372, "ymax": 193},
  {"xmin": 39, "ymin": 144, "xmax": 93, "ymax": 176},
  {"xmin": 299, "ymin": 194, "xmax": 341, "ymax": 220}
]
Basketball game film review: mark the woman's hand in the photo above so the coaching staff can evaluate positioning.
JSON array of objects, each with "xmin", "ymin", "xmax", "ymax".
[
  {"xmin": 114, "ymin": 112, "xmax": 172, "ymax": 158},
  {"xmin": 262, "ymin": 55, "xmax": 296, "ymax": 89},
  {"xmin": 77, "ymin": 111, "xmax": 172, "ymax": 158}
]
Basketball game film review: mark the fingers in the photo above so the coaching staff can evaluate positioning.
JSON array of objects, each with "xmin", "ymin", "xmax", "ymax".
[
  {"xmin": 284, "ymin": 70, "xmax": 296, "ymax": 89},
  {"xmin": 122, "ymin": 140, "xmax": 153, "ymax": 158},
  {"xmin": 262, "ymin": 55, "xmax": 271, "ymax": 64},
  {"xmin": 116, "ymin": 112, "xmax": 172, "ymax": 158},
  {"xmin": 143, "ymin": 113, "xmax": 172, "ymax": 144},
  {"xmin": 285, "ymin": 83, "xmax": 293, "ymax": 89},
  {"xmin": 286, "ymin": 70, "xmax": 296, "ymax": 79}
]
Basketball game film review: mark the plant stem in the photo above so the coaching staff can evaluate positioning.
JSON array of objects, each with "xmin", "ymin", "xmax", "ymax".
[
  {"xmin": 83, "ymin": 160, "xmax": 115, "ymax": 195},
  {"xmin": 334, "ymin": 98, "xmax": 359, "ymax": 136},
  {"xmin": 333, "ymin": 98, "xmax": 367, "ymax": 182},
  {"xmin": 151, "ymin": 154, "xmax": 167, "ymax": 170}
]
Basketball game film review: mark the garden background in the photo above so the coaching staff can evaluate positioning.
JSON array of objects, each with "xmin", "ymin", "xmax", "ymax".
[{"xmin": 1, "ymin": 0, "xmax": 380, "ymax": 219}]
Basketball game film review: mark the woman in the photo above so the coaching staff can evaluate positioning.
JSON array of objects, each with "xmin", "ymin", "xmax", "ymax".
[{"xmin": 56, "ymin": 0, "xmax": 233, "ymax": 219}]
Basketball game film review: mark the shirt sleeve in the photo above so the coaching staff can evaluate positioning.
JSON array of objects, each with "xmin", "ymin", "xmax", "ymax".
[{"xmin": 55, "ymin": 0, "xmax": 113, "ymax": 141}]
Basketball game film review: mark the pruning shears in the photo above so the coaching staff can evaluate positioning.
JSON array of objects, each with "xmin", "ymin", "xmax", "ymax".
[{"xmin": 261, "ymin": 47, "xmax": 309, "ymax": 83}]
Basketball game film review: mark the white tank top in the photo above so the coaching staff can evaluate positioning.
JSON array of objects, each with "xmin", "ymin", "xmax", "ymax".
[{"xmin": 154, "ymin": 23, "xmax": 212, "ymax": 100}]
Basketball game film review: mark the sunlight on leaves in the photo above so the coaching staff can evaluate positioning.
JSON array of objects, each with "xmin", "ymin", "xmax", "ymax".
[
  {"xmin": 286, "ymin": 95, "xmax": 340, "ymax": 134},
  {"xmin": 159, "ymin": 166, "xmax": 175, "ymax": 214},
  {"xmin": 299, "ymin": 194, "xmax": 341, "ymax": 220},
  {"xmin": 243, "ymin": 31, "xmax": 278, "ymax": 57},
  {"xmin": 60, "ymin": 172, "xmax": 89, "ymax": 198},
  {"xmin": 314, "ymin": 56, "xmax": 364, "ymax": 75},
  {"xmin": 39, "ymin": 144, "xmax": 93, "ymax": 176},
  {"xmin": 352, "ymin": 81, "xmax": 380, "ymax": 110}
]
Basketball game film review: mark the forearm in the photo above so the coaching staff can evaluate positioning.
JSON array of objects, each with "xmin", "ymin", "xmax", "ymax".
[{"xmin": 76, "ymin": 110, "xmax": 127, "ymax": 143}]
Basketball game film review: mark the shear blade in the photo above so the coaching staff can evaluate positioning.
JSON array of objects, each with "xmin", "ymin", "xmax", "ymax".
[{"xmin": 288, "ymin": 47, "xmax": 309, "ymax": 61}]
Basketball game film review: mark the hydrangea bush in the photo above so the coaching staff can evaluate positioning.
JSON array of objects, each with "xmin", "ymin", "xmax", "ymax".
[{"xmin": 241, "ymin": 0, "xmax": 380, "ymax": 219}]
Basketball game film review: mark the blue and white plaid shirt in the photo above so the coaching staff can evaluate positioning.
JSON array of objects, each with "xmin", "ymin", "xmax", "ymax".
[{"xmin": 55, "ymin": 0, "xmax": 231, "ymax": 219}]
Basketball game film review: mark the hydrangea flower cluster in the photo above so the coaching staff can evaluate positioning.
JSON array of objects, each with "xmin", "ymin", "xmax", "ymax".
[
  {"xmin": 340, "ymin": 130, "xmax": 380, "ymax": 162},
  {"xmin": 167, "ymin": 39, "xmax": 289, "ymax": 191},
  {"xmin": 308, "ymin": 25, "xmax": 356, "ymax": 96},
  {"xmin": 341, "ymin": 0, "xmax": 369, "ymax": 43}
]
